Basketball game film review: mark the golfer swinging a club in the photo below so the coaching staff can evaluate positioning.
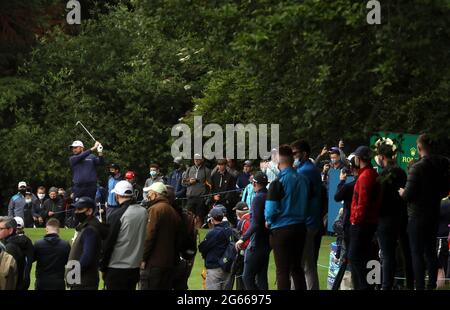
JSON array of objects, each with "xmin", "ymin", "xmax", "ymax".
[{"xmin": 69, "ymin": 140, "xmax": 104, "ymax": 201}]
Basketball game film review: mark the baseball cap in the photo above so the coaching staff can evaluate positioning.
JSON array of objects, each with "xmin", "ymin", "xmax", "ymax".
[
  {"xmin": 14, "ymin": 217, "xmax": 24, "ymax": 229},
  {"xmin": 70, "ymin": 140, "xmax": 84, "ymax": 148},
  {"xmin": 329, "ymin": 147, "xmax": 341, "ymax": 155},
  {"xmin": 252, "ymin": 171, "xmax": 268, "ymax": 184},
  {"xmin": 109, "ymin": 163, "xmax": 120, "ymax": 170},
  {"xmin": 71, "ymin": 196, "xmax": 95, "ymax": 209},
  {"xmin": 143, "ymin": 182, "xmax": 167, "ymax": 195},
  {"xmin": 125, "ymin": 171, "xmax": 135, "ymax": 180},
  {"xmin": 173, "ymin": 157, "xmax": 183, "ymax": 164},
  {"xmin": 233, "ymin": 201, "xmax": 249, "ymax": 212},
  {"xmin": 208, "ymin": 207, "xmax": 224, "ymax": 219},
  {"xmin": 243, "ymin": 160, "xmax": 253, "ymax": 167},
  {"xmin": 194, "ymin": 153, "xmax": 202, "ymax": 160},
  {"xmin": 18, "ymin": 181, "xmax": 27, "ymax": 188},
  {"xmin": 354, "ymin": 146, "xmax": 371, "ymax": 160},
  {"xmin": 112, "ymin": 180, "xmax": 133, "ymax": 197}
]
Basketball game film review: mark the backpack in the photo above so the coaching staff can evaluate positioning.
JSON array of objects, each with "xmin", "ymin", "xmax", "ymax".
[
  {"xmin": 218, "ymin": 227, "xmax": 238, "ymax": 273},
  {"xmin": 0, "ymin": 243, "xmax": 18, "ymax": 290}
]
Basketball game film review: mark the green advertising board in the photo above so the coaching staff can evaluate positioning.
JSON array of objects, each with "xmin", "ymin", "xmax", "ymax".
[{"xmin": 370, "ymin": 132, "xmax": 420, "ymax": 171}]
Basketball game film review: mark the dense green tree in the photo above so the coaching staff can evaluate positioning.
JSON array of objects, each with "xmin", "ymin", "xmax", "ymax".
[{"xmin": 0, "ymin": 0, "xmax": 448, "ymax": 210}]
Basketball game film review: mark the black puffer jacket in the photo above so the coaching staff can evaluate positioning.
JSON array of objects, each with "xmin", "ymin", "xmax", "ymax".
[
  {"xmin": 4, "ymin": 233, "xmax": 34, "ymax": 290},
  {"xmin": 403, "ymin": 155, "xmax": 450, "ymax": 219}
]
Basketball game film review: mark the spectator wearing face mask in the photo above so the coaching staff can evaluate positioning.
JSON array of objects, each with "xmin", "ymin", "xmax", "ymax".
[
  {"xmin": 33, "ymin": 186, "xmax": 47, "ymax": 228},
  {"xmin": 144, "ymin": 164, "xmax": 165, "ymax": 188},
  {"xmin": 23, "ymin": 187, "xmax": 35, "ymax": 228},
  {"xmin": 106, "ymin": 163, "xmax": 122, "ymax": 222},
  {"xmin": 8, "ymin": 182, "xmax": 37, "ymax": 221}
]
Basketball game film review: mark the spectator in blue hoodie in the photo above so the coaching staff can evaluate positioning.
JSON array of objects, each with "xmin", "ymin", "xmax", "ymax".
[
  {"xmin": 106, "ymin": 163, "xmax": 122, "ymax": 222},
  {"xmin": 291, "ymin": 139, "xmax": 321, "ymax": 290},
  {"xmin": 198, "ymin": 207, "xmax": 232, "ymax": 290},
  {"xmin": 264, "ymin": 144, "xmax": 310, "ymax": 290},
  {"xmin": 69, "ymin": 140, "xmax": 104, "ymax": 200}
]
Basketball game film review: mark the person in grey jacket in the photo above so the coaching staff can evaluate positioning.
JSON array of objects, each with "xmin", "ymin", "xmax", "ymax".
[
  {"xmin": 8, "ymin": 181, "xmax": 37, "ymax": 220},
  {"xmin": 100, "ymin": 181, "xmax": 147, "ymax": 290},
  {"xmin": 182, "ymin": 154, "xmax": 212, "ymax": 228}
]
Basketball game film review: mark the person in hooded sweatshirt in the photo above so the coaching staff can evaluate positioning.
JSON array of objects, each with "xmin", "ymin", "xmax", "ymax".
[
  {"xmin": 0, "ymin": 216, "xmax": 34, "ymax": 290},
  {"xmin": 34, "ymin": 218, "xmax": 71, "ymax": 290}
]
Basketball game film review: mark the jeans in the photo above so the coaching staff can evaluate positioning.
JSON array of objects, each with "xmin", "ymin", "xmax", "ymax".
[
  {"xmin": 270, "ymin": 223, "xmax": 306, "ymax": 290},
  {"xmin": 242, "ymin": 242, "xmax": 270, "ymax": 290},
  {"xmin": 348, "ymin": 223, "xmax": 377, "ymax": 290},
  {"xmin": 408, "ymin": 216, "xmax": 439, "ymax": 290},
  {"xmin": 377, "ymin": 216, "xmax": 414, "ymax": 290}
]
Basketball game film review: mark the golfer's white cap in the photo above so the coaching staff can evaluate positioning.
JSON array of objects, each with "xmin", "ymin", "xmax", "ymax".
[
  {"xmin": 18, "ymin": 181, "xmax": 27, "ymax": 188},
  {"xmin": 193, "ymin": 153, "xmax": 202, "ymax": 160},
  {"xmin": 70, "ymin": 140, "xmax": 84, "ymax": 148},
  {"xmin": 143, "ymin": 182, "xmax": 167, "ymax": 195},
  {"xmin": 14, "ymin": 217, "xmax": 24, "ymax": 229},
  {"xmin": 112, "ymin": 180, "xmax": 133, "ymax": 197}
]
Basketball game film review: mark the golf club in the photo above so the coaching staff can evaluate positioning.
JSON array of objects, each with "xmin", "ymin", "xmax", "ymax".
[{"xmin": 75, "ymin": 121, "xmax": 96, "ymax": 142}]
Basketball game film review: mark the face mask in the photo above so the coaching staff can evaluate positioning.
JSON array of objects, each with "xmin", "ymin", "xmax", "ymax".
[
  {"xmin": 19, "ymin": 188, "xmax": 26, "ymax": 194},
  {"xmin": 109, "ymin": 171, "xmax": 116, "ymax": 177},
  {"xmin": 75, "ymin": 212, "xmax": 88, "ymax": 223},
  {"xmin": 330, "ymin": 159, "xmax": 339, "ymax": 165},
  {"xmin": 293, "ymin": 159, "xmax": 300, "ymax": 168},
  {"xmin": 37, "ymin": 193, "xmax": 45, "ymax": 200},
  {"xmin": 375, "ymin": 156, "xmax": 384, "ymax": 168},
  {"xmin": 25, "ymin": 198, "xmax": 32, "ymax": 204},
  {"xmin": 150, "ymin": 170, "xmax": 157, "ymax": 177}
]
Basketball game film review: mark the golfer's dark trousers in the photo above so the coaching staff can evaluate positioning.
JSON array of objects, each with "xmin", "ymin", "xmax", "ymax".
[
  {"xmin": 73, "ymin": 182, "xmax": 97, "ymax": 200},
  {"xmin": 104, "ymin": 268, "xmax": 140, "ymax": 290},
  {"xmin": 348, "ymin": 223, "xmax": 377, "ymax": 290},
  {"xmin": 269, "ymin": 223, "xmax": 306, "ymax": 290},
  {"xmin": 408, "ymin": 216, "xmax": 439, "ymax": 290}
]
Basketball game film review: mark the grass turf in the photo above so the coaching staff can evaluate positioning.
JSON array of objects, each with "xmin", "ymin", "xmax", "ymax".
[{"xmin": 25, "ymin": 227, "xmax": 334, "ymax": 290}]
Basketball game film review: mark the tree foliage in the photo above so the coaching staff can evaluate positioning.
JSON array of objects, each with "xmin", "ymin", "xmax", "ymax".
[{"xmin": 0, "ymin": 0, "xmax": 448, "ymax": 207}]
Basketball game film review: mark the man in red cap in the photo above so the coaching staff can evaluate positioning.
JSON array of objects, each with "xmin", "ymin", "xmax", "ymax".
[{"xmin": 125, "ymin": 170, "xmax": 142, "ymax": 202}]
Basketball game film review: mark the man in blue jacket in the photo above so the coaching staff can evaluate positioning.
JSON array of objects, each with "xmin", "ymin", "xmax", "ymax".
[
  {"xmin": 236, "ymin": 171, "xmax": 270, "ymax": 290},
  {"xmin": 291, "ymin": 139, "xmax": 321, "ymax": 290},
  {"xmin": 106, "ymin": 163, "xmax": 122, "ymax": 222},
  {"xmin": 264, "ymin": 144, "xmax": 310, "ymax": 290},
  {"xmin": 198, "ymin": 207, "xmax": 232, "ymax": 290},
  {"xmin": 69, "ymin": 140, "xmax": 104, "ymax": 201}
]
